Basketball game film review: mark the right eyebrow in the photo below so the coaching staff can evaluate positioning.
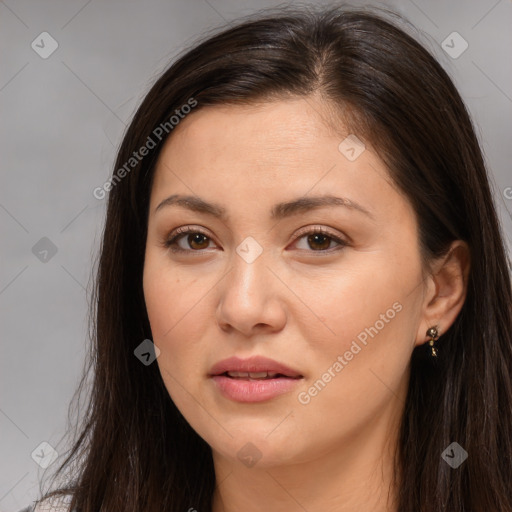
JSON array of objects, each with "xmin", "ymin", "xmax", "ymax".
[{"xmin": 154, "ymin": 194, "xmax": 227, "ymax": 219}]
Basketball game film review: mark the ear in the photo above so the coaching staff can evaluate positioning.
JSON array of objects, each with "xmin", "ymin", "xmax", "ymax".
[{"xmin": 415, "ymin": 240, "xmax": 471, "ymax": 347}]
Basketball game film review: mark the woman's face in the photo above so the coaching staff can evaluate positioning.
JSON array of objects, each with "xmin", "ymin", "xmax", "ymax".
[{"xmin": 143, "ymin": 97, "xmax": 431, "ymax": 469}]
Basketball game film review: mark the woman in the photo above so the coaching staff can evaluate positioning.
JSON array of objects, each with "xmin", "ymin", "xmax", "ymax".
[{"xmin": 28, "ymin": 4, "xmax": 512, "ymax": 511}]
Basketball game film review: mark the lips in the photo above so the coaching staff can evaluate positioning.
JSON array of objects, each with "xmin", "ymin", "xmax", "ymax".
[
  {"xmin": 225, "ymin": 370, "xmax": 283, "ymax": 379},
  {"xmin": 209, "ymin": 356, "xmax": 303, "ymax": 403},
  {"xmin": 209, "ymin": 355, "xmax": 303, "ymax": 380}
]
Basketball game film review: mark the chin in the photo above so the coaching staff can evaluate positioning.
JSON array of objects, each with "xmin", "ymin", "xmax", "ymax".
[
  {"xmin": 197, "ymin": 421, "xmax": 307, "ymax": 468},
  {"xmin": 210, "ymin": 437, "xmax": 298, "ymax": 469}
]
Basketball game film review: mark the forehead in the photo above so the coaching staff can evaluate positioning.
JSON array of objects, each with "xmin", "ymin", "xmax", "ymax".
[
  {"xmin": 165, "ymin": 99, "xmax": 340, "ymax": 158},
  {"xmin": 152, "ymin": 98, "xmax": 371, "ymax": 186},
  {"xmin": 148, "ymin": 97, "xmax": 408, "ymax": 226},
  {"xmin": 187, "ymin": 96, "xmax": 340, "ymax": 134}
]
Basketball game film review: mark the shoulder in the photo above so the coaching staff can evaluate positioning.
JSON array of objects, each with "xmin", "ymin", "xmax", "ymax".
[{"xmin": 21, "ymin": 495, "xmax": 73, "ymax": 512}]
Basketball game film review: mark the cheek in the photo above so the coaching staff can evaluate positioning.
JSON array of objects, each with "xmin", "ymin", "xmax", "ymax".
[
  {"xmin": 292, "ymin": 248, "xmax": 423, "ymax": 401},
  {"xmin": 296, "ymin": 254, "xmax": 418, "ymax": 352},
  {"xmin": 143, "ymin": 258, "xmax": 212, "ymax": 390},
  {"xmin": 143, "ymin": 251, "xmax": 204, "ymax": 340}
]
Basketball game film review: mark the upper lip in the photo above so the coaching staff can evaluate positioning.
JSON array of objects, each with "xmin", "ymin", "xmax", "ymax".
[{"xmin": 209, "ymin": 356, "xmax": 303, "ymax": 378}]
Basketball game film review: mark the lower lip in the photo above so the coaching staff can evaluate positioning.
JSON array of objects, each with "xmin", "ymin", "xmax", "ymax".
[{"xmin": 210, "ymin": 375, "xmax": 302, "ymax": 403}]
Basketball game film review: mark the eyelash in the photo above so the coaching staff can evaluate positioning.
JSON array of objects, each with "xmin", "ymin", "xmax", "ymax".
[{"xmin": 163, "ymin": 225, "xmax": 348, "ymax": 255}]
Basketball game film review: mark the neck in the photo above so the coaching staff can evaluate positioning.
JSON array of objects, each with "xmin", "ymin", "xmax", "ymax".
[{"xmin": 211, "ymin": 401, "xmax": 403, "ymax": 512}]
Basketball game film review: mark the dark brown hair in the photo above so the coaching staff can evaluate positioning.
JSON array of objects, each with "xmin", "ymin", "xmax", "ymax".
[{"xmin": 41, "ymin": 4, "xmax": 512, "ymax": 511}]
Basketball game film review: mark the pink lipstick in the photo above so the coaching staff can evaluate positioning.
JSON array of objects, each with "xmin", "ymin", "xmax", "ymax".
[{"xmin": 209, "ymin": 355, "xmax": 303, "ymax": 403}]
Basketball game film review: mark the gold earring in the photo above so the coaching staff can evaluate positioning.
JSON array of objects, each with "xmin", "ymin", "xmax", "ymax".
[{"xmin": 426, "ymin": 326, "xmax": 439, "ymax": 357}]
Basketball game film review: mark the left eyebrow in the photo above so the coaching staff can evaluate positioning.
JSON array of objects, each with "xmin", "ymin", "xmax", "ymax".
[
  {"xmin": 154, "ymin": 193, "xmax": 374, "ymax": 221},
  {"xmin": 270, "ymin": 195, "xmax": 374, "ymax": 220}
]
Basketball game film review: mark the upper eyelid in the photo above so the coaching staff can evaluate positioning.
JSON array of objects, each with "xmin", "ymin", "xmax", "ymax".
[{"xmin": 293, "ymin": 225, "xmax": 347, "ymax": 241}]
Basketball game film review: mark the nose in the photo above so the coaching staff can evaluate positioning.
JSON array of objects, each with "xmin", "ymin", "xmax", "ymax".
[{"xmin": 215, "ymin": 249, "xmax": 287, "ymax": 337}]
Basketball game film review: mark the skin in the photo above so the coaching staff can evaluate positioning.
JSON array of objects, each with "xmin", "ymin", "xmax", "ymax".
[{"xmin": 143, "ymin": 96, "xmax": 470, "ymax": 512}]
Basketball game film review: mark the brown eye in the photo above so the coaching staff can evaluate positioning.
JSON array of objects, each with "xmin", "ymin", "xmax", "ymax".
[
  {"xmin": 293, "ymin": 228, "xmax": 348, "ymax": 253},
  {"xmin": 187, "ymin": 233, "xmax": 210, "ymax": 250},
  {"xmin": 307, "ymin": 233, "xmax": 332, "ymax": 251},
  {"xmin": 164, "ymin": 228, "xmax": 216, "ymax": 253}
]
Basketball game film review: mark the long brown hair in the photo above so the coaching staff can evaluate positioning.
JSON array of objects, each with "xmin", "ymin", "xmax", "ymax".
[{"xmin": 41, "ymin": 4, "xmax": 512, "ymax": 511}]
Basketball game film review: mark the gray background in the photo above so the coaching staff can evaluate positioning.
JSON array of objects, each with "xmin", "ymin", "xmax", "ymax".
[{"xmin": 1, "ymin": 0, "xmax": 511, "ymax": 509}]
